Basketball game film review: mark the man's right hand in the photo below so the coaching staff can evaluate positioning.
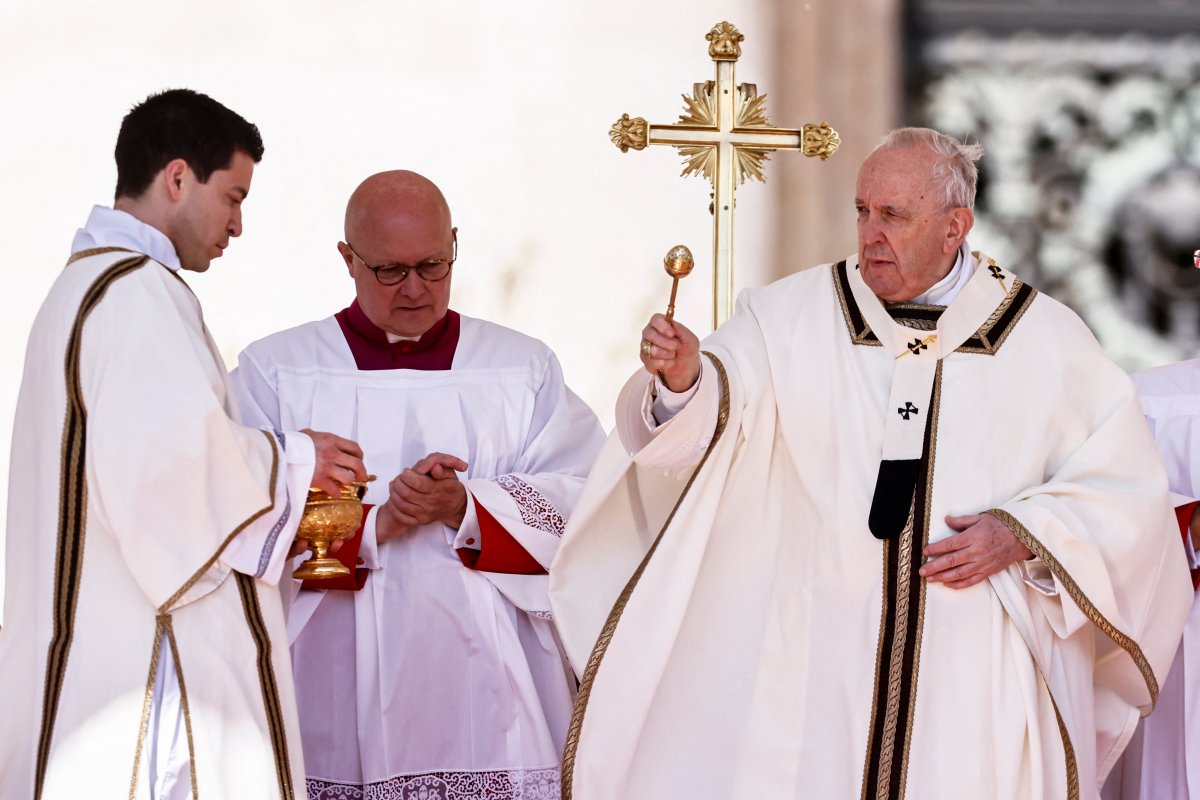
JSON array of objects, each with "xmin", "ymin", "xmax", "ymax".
[
  {"xmin": 640, "ymin": 314, "xmax": 701, "ymax": 392},
  {"xmin": 375, "ymin": 453, "xmax": 470, "ymax": 545},
  {"xmin": 302, "ymin": 429, "xmax": 366, "ymax": 498}
]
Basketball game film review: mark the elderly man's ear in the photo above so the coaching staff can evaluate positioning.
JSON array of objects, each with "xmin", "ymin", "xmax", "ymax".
[{"xmin": 945, "ymin": 207, "xmax": 974, "ymax": 253}]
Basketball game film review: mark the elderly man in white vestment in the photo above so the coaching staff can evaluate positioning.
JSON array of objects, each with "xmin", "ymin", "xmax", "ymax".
[
  {"xmin": 232, "ymin": 170, "xmax": 605, "ymax": 800},
  {"xmin": 549, "ymin": 128, "xmax": 1194, "ymax": 800},
  {"xmin": 1101, "ymin": 359, "xmax": 1200, "ymax": 799},
  {"xmin": 0, "ymin": 89, "xmax": 366, "ymax": 800}
]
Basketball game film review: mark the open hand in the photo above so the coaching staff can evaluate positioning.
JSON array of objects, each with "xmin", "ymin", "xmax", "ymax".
[{"xmin": 919, "ymin": 513, "xmax": 1033, "ymax": 590}]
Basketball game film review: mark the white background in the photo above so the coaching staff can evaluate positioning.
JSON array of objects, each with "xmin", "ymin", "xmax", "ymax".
[{"xmin": 0, "ymin": 1, "xmax": 797, "ymax": 522}]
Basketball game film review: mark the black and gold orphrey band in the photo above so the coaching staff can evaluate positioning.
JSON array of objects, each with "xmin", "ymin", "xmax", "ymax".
[
  {"xmin": 833, "ymin": 260, "xmax": 1038, "ymax": 358},
  {"xmin": 859, "ymin": 363, "xmax": 941, "ymax": 800},
  {"xmin": 36, "ymin": 254, "xmax": 151, "ymax": 800},
  {"xmin": 836, "ymin": 258, "xmax": 1037, "ymax": 799},
  {"xmin": 236, "ymin": 573, "xmax": 296, "ymax": 800},
  {"xmin": 560, "ymin": 353, "xmax": 732, "ymax": 800}
]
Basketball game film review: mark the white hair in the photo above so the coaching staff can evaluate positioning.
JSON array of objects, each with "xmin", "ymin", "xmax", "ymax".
[{"xmin": 876, "ymin": 127, "xmax": 984, "ymax": 210}]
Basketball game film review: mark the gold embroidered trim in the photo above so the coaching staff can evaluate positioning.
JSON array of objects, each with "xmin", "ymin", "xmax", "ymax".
[
  {"xmin": 834, "ymin": 260, "xmax": 1038, "ymax": 358},
  {"xmin": 878, "ymin": 512, "xmax": 917, "ymax": 800},
  {"xmin": 955, "ymin": 280, "xmax": 1037, "ymax": 356},
  {"xmin": 997, "ymin": 569, "xmax": 1081, "ymax": 798},
  {"xmin": 66, "ymin": 246, "xmax": 136, "ymax": 265},
  {"xmin": 890, "ymin": 316, "xmax": 938, "ymax": 332},
  {"xmin": 560, "ymin": 352, "xmax": 732, "ymax": 800},
  {"xmin": 860, "ymin": 363, "xmax": 941, "ymax": 800},
  {"xmin": 859, "ymin": 512, "xmax": 893, "ymax": 798},
  {"xmin": 157, "ymin": 430, "xmax": 279, "ymax": 614},
  {"xmin": 161, "ymin": 616, "xmax": 200, "ymax": 800},
  {"xmin": 1050, "ymin": 690, "xmax": 1081, "ymax": 800},
  {"xmin": 899, "ymin": 362, "xmax": 940, "ymax": 793},
  {"xmin": 994, "ymin": 548, "xmax": 1080, "ymax": 799},
  {"xmin": 984, "ymin": 507, "xmax": 1160, "ymax": 708},
  {"xmin": 129, "ymin": 616, "xmax": 168, "ymax": 800},
  {"xmin": 236, "ymin": 573, "xmax": 295, "ymax": 800},
  {"xmin": 833, "ymin": 262, "xmax": 883, "ymax": 347},
  {"xmin": 885, "ymin": 301, "xmax": 946, "ymax": 313},
  {"xmin": 36, "ymin": 254, "xmax": 151, "ymax": 800}
]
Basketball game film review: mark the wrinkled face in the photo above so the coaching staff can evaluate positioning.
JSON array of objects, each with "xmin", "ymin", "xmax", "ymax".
[
  {"xmin": 168, "ymin": 150, "xmax": 253, "ymax": 272},
  {"xmin": 339, "ymin": 208, "xmax": 455, "ymax": 338},
  {"xmin": 855, "ymin": 147, "xmax": 965, "ymax": 302}
]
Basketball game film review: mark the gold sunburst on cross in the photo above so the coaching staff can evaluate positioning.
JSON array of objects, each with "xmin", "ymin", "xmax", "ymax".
[{"xmin": 610, "ymin": 21, "xmax": 840, "ymax": 328}]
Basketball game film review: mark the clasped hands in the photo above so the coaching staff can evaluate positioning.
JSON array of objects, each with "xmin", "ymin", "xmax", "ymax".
[
  {"xmin": 920, "ymin": 513, "xmax": 1033, "ymax": 590},
  {"xmin": 289, "ymin": 433, "xmax": 468, "ymax": 555},
  {"xmin": 376, "ymin": 452, "xmax": 469, "ymax": 544}
]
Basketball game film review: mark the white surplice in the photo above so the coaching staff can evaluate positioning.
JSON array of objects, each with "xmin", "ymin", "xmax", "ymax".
[
  {"xmin": 550, "ymin": 252, "xmax": 1193, "ymax": 800},
  {"xmin": 233, "ymin": 311, "xmax": 605, "ymax": 800},
  {"xmin": 1101, "ymin": 359, "xmax": 1200, "ymax": 800},
  {"xmin": 0, "ymin": 207, "xmax": 313, "ymax": 799}
]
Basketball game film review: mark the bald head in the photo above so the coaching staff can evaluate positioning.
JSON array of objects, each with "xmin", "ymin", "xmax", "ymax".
[
  {"xmin": 338, "ymin": 170, "xmax": 458, "ymax": 338},
  {"xmin": 344, "ymin": 170, "xmax": 452, "ymax": 244}
]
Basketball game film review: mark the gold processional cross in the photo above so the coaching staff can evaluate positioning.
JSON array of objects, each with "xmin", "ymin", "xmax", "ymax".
[{"xmin": 609, "ymin": 21, "xmax": 841, "ymax": 328}]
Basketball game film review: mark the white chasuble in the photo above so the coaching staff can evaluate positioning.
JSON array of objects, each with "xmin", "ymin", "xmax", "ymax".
[
  {"xmin": 233, "ymin": 307, "xmax": 605, "ymax": 800},
  {"xmin": 1, "ymin": 237, "xmax": 311, "ymax": 799},
  {"xmin": 550, "ymin": 253, "xmax": 1193, "ymax": 800}
]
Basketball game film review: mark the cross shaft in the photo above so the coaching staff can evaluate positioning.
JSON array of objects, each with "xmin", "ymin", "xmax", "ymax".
[{"xmin": 610, "ymin": 21, "xmax": 840, "ymax": 327}]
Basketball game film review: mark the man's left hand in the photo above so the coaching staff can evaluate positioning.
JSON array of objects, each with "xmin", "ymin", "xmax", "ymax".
[
  {"xmin": 920, "ymin": 513, "xmax": 1033, "ymax": 590},
  {"xmin": 388, "ymin": 452, "xmax": 469, "ymax": 530}
]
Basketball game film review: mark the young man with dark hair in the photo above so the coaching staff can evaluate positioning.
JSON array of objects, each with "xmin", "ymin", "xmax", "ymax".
[
  {"xmin": 0, "ymin": 88, "xmax": 365, "ymax": 799},
  {"xmin": 114, "ymin": 88, "xmax": 266, "ymax": 200}
]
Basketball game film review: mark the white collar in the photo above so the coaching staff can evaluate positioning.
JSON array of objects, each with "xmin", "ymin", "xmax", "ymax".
[
  {"xmin": 70, "ymin": 205, "xmax": 182, "ymax": 271},
  {"xmin": 907, "ymin": 242, "xmax": 972, "ymax": 306},
  {"xmin": 384, "ymin": 332, "xmax": 421, "ymax": 343}
]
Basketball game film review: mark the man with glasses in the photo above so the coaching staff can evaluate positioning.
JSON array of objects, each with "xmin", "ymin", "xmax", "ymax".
[
  {"xmin": 550, "ymin": 129, "xmax": 1191, "ymax": 799},
  {"xmin": 233, "ymin": 170, "xmax": 604, "ymax": 800}
]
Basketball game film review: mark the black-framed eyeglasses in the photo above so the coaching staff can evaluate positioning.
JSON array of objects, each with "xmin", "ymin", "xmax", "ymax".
[{"xmin": 344, "ymin": 231, "xmax": 457, "ymax": 286}]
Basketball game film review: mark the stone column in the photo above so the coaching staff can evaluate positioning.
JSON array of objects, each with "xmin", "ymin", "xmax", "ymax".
[{"xmin": 767, "ymin": 0, "xmax": 903, "ymax": 279}]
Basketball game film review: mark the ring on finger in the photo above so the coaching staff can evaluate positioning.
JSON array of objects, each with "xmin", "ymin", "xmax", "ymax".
[{"xmin": 640, "ymin": 339, "xmax": 654, "ymax": 357}]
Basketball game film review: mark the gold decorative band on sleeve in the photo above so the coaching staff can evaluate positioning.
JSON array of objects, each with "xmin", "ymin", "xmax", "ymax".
[
  {"xmin": 984, "ymin": 507, "xmax": 1160, "ymax": 708},
  {"xmin": 158, "ymin": 430, "xmax": 280, "ymax": 614},
  {"xmin": 560, "ymin": 352, "xmax": 732, "ymax": 800}
]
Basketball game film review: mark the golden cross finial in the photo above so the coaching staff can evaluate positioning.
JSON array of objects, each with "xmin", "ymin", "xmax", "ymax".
[{"xmin": 610, "ymin": 21, "xmax": 840, "ymax": 328}]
